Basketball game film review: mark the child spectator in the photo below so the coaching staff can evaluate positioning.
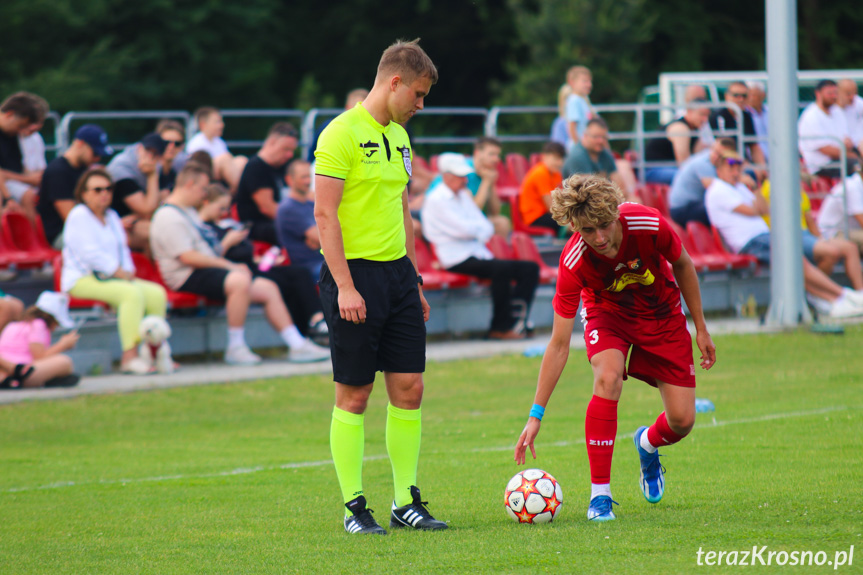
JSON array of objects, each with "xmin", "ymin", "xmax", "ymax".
[
  {"xmin": 186, "ymin": 107, "xmax": 248, "ymax": 193},
  {"xmin": 565, "ymin": 66, "xmax": 594, "ymax": 146},
  {"xmin": 519, "ymin": 142, "xmax": 566, "ymax": 233},
  {"xmin": 0, "ymin": 291, "xmax": 80, "ymax": 389},
  {"xmin": 550, "ymin": 83, "xmax": 573, "ymax": 148}
]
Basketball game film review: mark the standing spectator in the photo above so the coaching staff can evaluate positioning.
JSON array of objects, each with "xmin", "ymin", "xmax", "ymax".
[
  {"xmin": 422, "ymin": 153, "xmax": 540, "ymax": 339},
  {"xmin": 678, "ymin": 85, "xmax": 715, "ymax": 147},
  {"xmin": 0, "ymin": 92, "xmax": 49, "ymax": 220},
  {"xmin": 519, "ymin": 142, "xmax": 565, "ymax": 233},
  {"xmin": 550, "ymin": 83, "xmax": 573, "ymax": 148},
  {"xmin": 837, "ymin": 79, "xmax": 863, "ymax": 153},
  {"xmin": 186, "ymin": 107, "xmax": 248, "ymax": 192},
  {"xmin": 235, "ymin": 122, "xmax": 299, "ymax": 246},
  {"xmin": 798, "ymin": 79, "xmax": 859, "ymax": 178},
  {"xmin": 106, "ymin": 132, "xmax": 169, "ymax": 252},
  {"xmin": 156, "ymin": 119, "xmax": 187, "ymax": 192},
  {"xmin": 565, "ymin": 66, "xmax": 594, "ymax": 145},
  {"xmin": 818, "ymin": 170, "xmax": 863, "ymax": 255},
  {"xmin": 564, "ymin": 119, "xmax": 638, "ymax": 203},
  {"xmin": 275, "ymin": 159, "xmax": 325, "ymax": 278},
  {"xmin": 705, "ymin": 150, "xmax": 863, "ymax": 318},
  {"xmin": 307, "ymin": 89, "xmax": 370, "ymax": 163},
  {"xmin": 746, "ymin": 81, "xmax": 769, "ymax": 165},
  {"xmin": 38, "ymin": 124, "xmax": 113, "ymax": 249},
  {"xmin": 644, "ymin": 100, "xmax": 711, "ymax": 184},
  {"xmin": 668, "ymin": 138, "xmax": 742, "ymax": 228},
  {"xmin": 0, "ymin": 291, "xmax": 80, "ymax": 389},
  {"xmin": 61, "ymin": 168, "xmax": 170, "ymax": 374},
  {"xmin": 151, "ymin": 163, "xmax": 329, "ymax": 365},
  {"xmin": 708, "ymin": 82, "xmax": 767, "ymax": 170}
]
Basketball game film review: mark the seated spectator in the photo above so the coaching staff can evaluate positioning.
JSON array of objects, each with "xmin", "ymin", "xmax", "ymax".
[
  {"xmin": 38, "ymin": 124, "xmax": 112, "ymax": 249},
  {"xmin": 199, "ymin": 181, "xmax": 328, "ymax": 342},
  {"xmin": 669, "ymin": 138, "xmax": 744, "ymax": 228},
  {"xmin": 275, "ymin": 160, "xmax": 325, "ymax": 278},
  {"xmin": 186, "ymin": 107, "xmax": 248, "ymax": 192},
  {"xmin": 422, "ymin": 154, "xmax": 540, "ymax": 339},
  {"xmin": 677, "ymin": 85, "xmax": 715, "ymax": 147},
  {"xmin": 151, "ymin": 163, "xmax": 329, "ymax": 365},
  {"xmin": 550, "ymin": 83, "xmax": 573, "ymax": 149},
  {"xmin": 746, "ymin": 81, "xmax": 769, "ymax": 164},
  {"xmin": 106, "ymin": 132, "xmax": 169, "ymax": 253},
  {"xmin": 236, "ymin": 122, "xmax": 300, "ymax": 246},
  {"xmin": 704, "ymin": 150, "xmax": 863, "ymax": 319},
  {"xmin": 519, "ymin": 142, "xmax": 565, "ymax": 233},
  {"xmin": 818, "ymin": 170, "xmax": 863, "ymax": 255},
  {"xmin": 799, "ymin": 80, "xmax": 860, "ymax": 178},
  {"xmin": 0, "ymin": 289, "xmax": 23, "ymax": 334},
  {"xmin": 156, "ymin": 119, "xmax": 188, "ymax": 192},
  {"xmin": 0, "ymin": 291, "xmax": 80, "ymax": 389},
  {"xmin": 837, "ymin": 79, "xmax": 863, "ymax": 153},
  {"xmin": 61, "ymin": 168, "xmax": 171, "ymax": 374},
  {"xmin": 644, "ymin": 100, "xmax": 711, "ymax": 184},
  {"xmin": 564, "ymin": 118, "xmax": 638, "ymax": 203},
  {"xmin": 565, "ymin": 66, "xmax": 594, "ymax": 146},
  {"xmin": 708, "ymin": 81, "xmax": 766, "ymax": 170},
  {"xmin": 0, "ymin": 92, "xmax": 49, "ymax": 221}
]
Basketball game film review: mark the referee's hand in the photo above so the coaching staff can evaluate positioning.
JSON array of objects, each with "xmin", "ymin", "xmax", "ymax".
[{"xmin": 339, "ymin": 286, "xmax": 367, "ymax": 324}]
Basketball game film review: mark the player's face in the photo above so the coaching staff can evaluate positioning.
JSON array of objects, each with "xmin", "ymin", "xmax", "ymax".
[
  {"xmin": 392, "ymin": 76, "xmax": 432, "ymax": 124},
  {"xmin": 577, "ymin": 219, "xmax": 622, "ymax": 258}
]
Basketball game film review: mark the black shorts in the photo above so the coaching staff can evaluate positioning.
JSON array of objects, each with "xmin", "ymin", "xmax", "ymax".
[
  {"xmin": 319, "ymin": 256, "xmax": 425, "ymax": 386},
  {"xmin": 178, "ymin": 267, "xmax": 230, "ymax": 300}
]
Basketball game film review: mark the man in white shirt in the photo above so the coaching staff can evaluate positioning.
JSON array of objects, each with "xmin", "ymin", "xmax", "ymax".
[
  {"xmin": 817, "ymin": 171, "xmax": 863, "ymax": 254},
  {"xmin": 798, "ymin": 80, "xmax": 860, "ymax": 178},
  {"xmin": 186, "ymin": 107, "xmax": 248, "ymax": 193},
  {"xmin": 746, "ymin": 81, "xmax": 769, "ymax": 164},
  {"xmin": 705, "ymin": 149, "xmax": 863, "ymax": 318},
  {"xmin": 837, "ymin": 79, "xmax": 863, "ymax": 152},
  {"xmin": 421, "ymin": 153, "xmax": 539, "ymax": 339}
]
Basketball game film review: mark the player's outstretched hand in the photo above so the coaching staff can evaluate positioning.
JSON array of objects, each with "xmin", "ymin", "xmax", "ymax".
[
  {"xmin": 696, "ymin": 330, "xmax": 716, "ymax": 370},
  {"xmin": 514, "ymin": 418, "xmax": 541, "ymax": 465}
]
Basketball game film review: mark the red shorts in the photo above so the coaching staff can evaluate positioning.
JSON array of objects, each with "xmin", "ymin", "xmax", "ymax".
[{"xmin": 581, "ymin": 308, "xmax": 696, "ymax": 388}]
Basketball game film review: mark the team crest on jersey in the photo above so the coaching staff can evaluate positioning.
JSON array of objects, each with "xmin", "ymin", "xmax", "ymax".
[
  {"xmin": 627, "ymin": 258, "xmax": 643, "ymax": 271},
  {"xmin": 397, "ymin": 145, "xmax": 412, "ymax": 176}
]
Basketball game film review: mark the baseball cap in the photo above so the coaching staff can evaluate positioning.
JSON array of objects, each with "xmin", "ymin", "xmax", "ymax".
[
  {"xmin": 437, "ymin": 153, "xmax": 474, "ymax": 177},
  {"xmin": 74, "ymin": 124, "xmax": 114, "ymax": 157},
  {"xmin": 34, "ymin": 291, "xmax": 74, "ymax": 329},
  {"xmin": 140, "ymin": 132, "xmax": 168, "ymax": 155}
]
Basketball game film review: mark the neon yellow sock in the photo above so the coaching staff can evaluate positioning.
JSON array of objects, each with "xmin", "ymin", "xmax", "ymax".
[
  {"xmin": 386, "ymin": 403, "xmax": 422, "ymax": 507},
  {"xmin": 330, "ymin": 407, "xmax": 364, "ymax": 515}
]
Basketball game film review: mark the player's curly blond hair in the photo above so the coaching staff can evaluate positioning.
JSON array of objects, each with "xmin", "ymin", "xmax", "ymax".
[{"xmin": 550, "ymin": 174, "xmax": 624, "ymax": 231}]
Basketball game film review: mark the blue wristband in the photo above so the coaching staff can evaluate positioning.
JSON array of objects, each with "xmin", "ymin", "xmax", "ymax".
[{"xmin": 529, "ymin": 404, "xmax": 545, "ymax": 420}]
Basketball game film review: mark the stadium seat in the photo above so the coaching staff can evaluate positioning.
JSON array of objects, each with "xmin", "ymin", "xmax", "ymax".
[
  {"xmin": 52, "ymin": 254, "xmax": 110, "ymax": 310},
  {"xmin": 506, "ymin": 153, "xmax": 530, "ymax": 185},
  {"xmin": 686, "ymin": 221, "xmax": 757, "ymax": 270},
  {"xmin": 529, "ymin": 153, "xmax": 542, "ymax": 167},
  {"xmin": 412, "ymin": 155, "xmax": 432, "ymax": 174},
  {"xmin": 129, "ymin": 252, "xmax": 209, "ymax": 309},
  {"xmin": 252, "ymin": 240, "xmax": 291, "ymax": 266},
  {"xmin": 0, "ymin": 212, "xmax": 57, "ymax": 267},
  {"xmin": 414, "ymin": 237, "xmax": 472, "ymax": 289},
  {"xmin": 429, "ymin": 154, "xmax": 440, "ymax": 173},
  {"xmin": 510, "ymin": 231, "xmax": 558, "ymax": 284},
  {"xmin": 667, "ymin": 219, "xmax": 730, "ymax": 273},
  {"xmin": 495, "ymin": 160, "xmax": 520, "ymax": 201},
  {"xmin": 508, "ymin": 196, "xmax": 555, "ymax": 238},
  {"xmin": 485, "ymin": 234, "xmax": 515, "ymax": 260},
  {"xmin": 637, "ymin": 183, "xmax": 671, "ymax": 218}
]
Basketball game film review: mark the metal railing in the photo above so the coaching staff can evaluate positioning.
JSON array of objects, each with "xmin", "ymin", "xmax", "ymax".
[
  {"xmin": 202, "ymin": 109, "xmax": 305, "ymax": 153},
  {"xmin": 57, "ymin": 110, "xmax": 192, "ymax": 154}
]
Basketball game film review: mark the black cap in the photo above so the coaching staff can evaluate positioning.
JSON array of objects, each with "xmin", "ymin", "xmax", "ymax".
[{"xmin": 140, "ymin": 132, "xmax": 168, "ymax": 155}]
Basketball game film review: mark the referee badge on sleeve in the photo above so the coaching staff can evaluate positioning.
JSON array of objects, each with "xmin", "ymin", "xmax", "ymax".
[{"xmin": 398, "ymin": 146, "xmax": 412, "ymax": 176}]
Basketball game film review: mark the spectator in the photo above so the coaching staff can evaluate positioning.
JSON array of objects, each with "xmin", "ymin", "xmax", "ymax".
[
  {"xmin": 156, "ymin": 119, "xmax": 187, "ymax": 192},
  {"xmin": 708, "ymin": 82, "xmax": 766, "ymax": 170},
  {"xmin": 550, "ymin": 83, "xmax": 573, "ymax": 148},
  {"xmin": 564, "ymin": 118, "xmax": 638, "ymax": 203},
  {"xmin": 818, "ymin": 170, "xmax": 863, "ymax": 255},
  {"xmin": 307, "ymin": 89, "xmax": 369, "ymax": 163},
  {"xmin": 275, "ymin": 159, "xmax": 325, "ymax": 278},
  {"xmin": 798, "ymin": 79, "xmax": 859, "ymax": 178},
  {"xmin": 198, "ymin": 182, "xmax": 329, "ymax": 343},
  {"xmin": 704, "ymin": 150, "xmax": 863, "ymax": 319},
  {"xmin": 678, "ymin": 85, "xmax": 715, "ymax": 146},
  {"xmin": 38, "ymin": 124, "xmax": 113, "ymax": 249},
  {"xmin": 644, "ymin": 99, "xmax": 711, "ymax": 184},
  {"xmin": 61, "ymin": 168, "xmax": 170, "ymax": 374},
  {"xmin": 106, "ymin": 132, "xmax": 169, "ymax": 253},
  {"xmin": 837, "ymin": 79, "xmax": 863, "ymax": 154},
  {"xmin": 746, "ymin": 81, "xmax": 769, "ymax": 164},
  {"xmin": 0, "ymin": 289, "xmax": 24, "ymax": 333},
  {"xmin": 186, "ymin": 107, "xmax": 248, "ymax": 192},
  {"xmin": 422, "ymin": 153, "xmax": 540, "ymax": 339},
  {"xmin": 669, "ymin": 138, "xmax": 745, "ymax": 228},
  {"xmin": 0, "ymin": 92, "xmax": 49, "ymax": 220},
  {"xmin": 151, "ymin": 163, "xmax": 329, "ymax": 365},
  {"xmin": 0, "ymin": 291, "xmax": 80, "ymax": 389},
  {"xmin": 565, "ymin": 66, "xmax": 594, "ymax": 145},
  {"xmin": 519, "ymin": 142, "xmax": 565, "ymax": 233},
  {"xmin": 235, "ymin": 122, "xmax": 300, "ymax": 246}
]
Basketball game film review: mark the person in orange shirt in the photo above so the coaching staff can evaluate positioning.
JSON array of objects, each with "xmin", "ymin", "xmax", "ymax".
[{"xmin": 519, "ymin": 142, "xmax": 566, "ymax": 233}]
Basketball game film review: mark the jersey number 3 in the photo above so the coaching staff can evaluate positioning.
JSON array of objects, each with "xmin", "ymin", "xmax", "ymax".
[{"xmin": 589, "ymin": 330, "xmax": 599, "ymax": 345}]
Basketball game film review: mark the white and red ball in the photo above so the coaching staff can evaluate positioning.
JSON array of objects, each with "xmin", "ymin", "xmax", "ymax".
[{"xmin": 504, "ymin": 468, "xmax": 563, "ymax": 524}]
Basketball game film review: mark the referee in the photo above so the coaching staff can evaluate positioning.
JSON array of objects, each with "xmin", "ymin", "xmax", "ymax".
[{"xmin": 314, "ymin": 39, "xmax": 447, "ymax": 535}]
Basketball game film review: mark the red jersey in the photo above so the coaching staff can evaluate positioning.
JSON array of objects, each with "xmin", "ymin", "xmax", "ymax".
[{"xmin": 552, "ymin": 204, "xmax": 683, "ymax": 320}]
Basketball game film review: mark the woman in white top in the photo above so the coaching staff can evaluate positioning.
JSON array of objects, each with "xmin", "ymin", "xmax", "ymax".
[{"xmin": 61, "ymin": 168, "xmax": 169, "ymax": 374}]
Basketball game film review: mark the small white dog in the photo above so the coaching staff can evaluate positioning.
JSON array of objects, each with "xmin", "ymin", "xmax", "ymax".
[{"xmin": 138, "ymin": 315, "xmax": 174, "ymax": 374}]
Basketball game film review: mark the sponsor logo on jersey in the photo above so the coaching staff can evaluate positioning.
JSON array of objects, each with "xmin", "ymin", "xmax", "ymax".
[{"xmin": 606, "ymin": 267, "xmax": 656, "ymax": 292}]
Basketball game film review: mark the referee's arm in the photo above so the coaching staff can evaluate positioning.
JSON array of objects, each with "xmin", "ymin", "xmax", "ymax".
[{"xmin": 402, "ymin": 187, "xmax": 430, "ymax": 322}]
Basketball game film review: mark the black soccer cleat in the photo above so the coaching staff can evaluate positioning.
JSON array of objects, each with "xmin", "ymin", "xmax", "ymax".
[
  {"xmin": 344, "ymin": 495, "xmax": 387, "ymax": 535},
  {"xmin": 389, "ymin": 486, "xmax": 449, "ymax": 530}
]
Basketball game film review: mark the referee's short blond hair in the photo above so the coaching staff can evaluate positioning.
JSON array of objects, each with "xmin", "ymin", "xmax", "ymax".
[{"xmin": 377, "ymin": 39, "xmax": 438, "ymax": 86}]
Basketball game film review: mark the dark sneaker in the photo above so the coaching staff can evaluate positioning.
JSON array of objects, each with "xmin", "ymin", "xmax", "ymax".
[
  {"xmin": 389, "ymin": 486, "xmax": 448, "ymax": 530},
  {"xmin": 344, "ymin": 495, "xmax": 387, "ymax": 535}
]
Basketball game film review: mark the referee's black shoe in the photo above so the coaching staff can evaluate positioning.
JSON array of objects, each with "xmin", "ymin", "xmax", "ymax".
[
  {"xmin": 344, "ymin": 496, "xmax": 387, "ymax": 535},
  {"xmin": 389, "ymin": 486, "xmax": 449, "ymax": 530}
]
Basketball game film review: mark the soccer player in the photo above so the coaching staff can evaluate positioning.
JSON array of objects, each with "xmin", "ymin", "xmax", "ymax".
[
  {"xmin": 314, "ymin": 39, "xmax": 448, "ymax": 535},
  {"xmin": 514, "ymin": 174, "xmax": 716, "ymax": 521}
]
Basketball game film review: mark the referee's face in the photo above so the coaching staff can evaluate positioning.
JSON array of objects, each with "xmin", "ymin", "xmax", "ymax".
[{"xmin": 391, "ymin": 76, "xmax": 433, "ymax": 124}]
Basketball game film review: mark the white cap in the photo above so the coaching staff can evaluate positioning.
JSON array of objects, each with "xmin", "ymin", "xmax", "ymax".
[
  {"xmin": 34, "ymin": 291, "xmax": 74, "ymax": 329},
  {"xmin": 437, "ymin": 153, "xmax": 474, "ymax": 177}
]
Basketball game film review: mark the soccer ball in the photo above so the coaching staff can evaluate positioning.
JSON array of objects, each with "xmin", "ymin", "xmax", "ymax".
[{"xmin": 505, "ymin": 468, "xmax": 563, "ymax": 524}]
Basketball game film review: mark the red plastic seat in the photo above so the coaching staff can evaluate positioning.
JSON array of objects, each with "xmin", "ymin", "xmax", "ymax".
[
  {"xmin": 637, "ymin": 184, "xmax": 671, "ymax": 218},
  {"xmin": 485, "ymin": 234, "xmax": 515, "ymax": 260},
  {"xmin": 667, "ymin": 219, "xmax": 730, "ymax": 273},
  {"xmin": 506, "ymin": 153, "xmax": 530, "ymax": 185},
  {"xmin": 429, "ymin": 154, "xmax": 440, "ymax": 173},
  {"xmin": 508, "ymin": 196, "xmax": 555, "ymax": 238},
  {"xmin": 686, "ymin": 221, "xmax": 757, "ymax": 270},
  {"xmin": 130, "ymin": 252, "xmax": 209, "ymax": 309},
  {"xmin": 412, "ymin": 155, "xmax": 432, "ymax": 174},
  {"xmin": 529, "ymin": 153, "xmax": 542, "ymax": 167},
  {"xmin": 1, "ymin": 212, "xmax": 57, "ymax": 267},
  {"xmin": 52, "ymin": 254, "xmax": 110, "ymax": 310},
  {"xmin": 414, "ymin": 237, "xmax": 472, "ymax": 289},
  {"xmin": 510, "ymin": 232, "xmax": 558, "ymax": 284},
  {"xmin": 495, "ymin": 160, "xmax": 520, "ymax": 201}
]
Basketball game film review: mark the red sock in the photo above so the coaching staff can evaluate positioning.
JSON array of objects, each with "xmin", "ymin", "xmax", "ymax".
[
  {"xmin": 646, "ymin": 411, "xmax": 687, "ymax": 448},
  {"xmin": 585, "ymin": 395, "xmax": 618, "ymax": 484}
]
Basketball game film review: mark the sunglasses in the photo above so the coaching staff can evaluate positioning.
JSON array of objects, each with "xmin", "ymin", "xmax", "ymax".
[
  {"xmin": 164, "ymin": 139, "xmax": 184, "ymax": 146},
  {"xmin": 88, "ymin": 185, "xmax": 114, "ymax": 193},
  {"xmin": 725, "ymin": 158, "xmax": 743, "ymax": 166},
  {"xmin": 728, "ymin": 92, "xmax": 748, "ymax": 99}
]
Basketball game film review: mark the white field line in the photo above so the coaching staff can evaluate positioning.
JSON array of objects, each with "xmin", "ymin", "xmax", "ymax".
[{"xmin": 2, "ymin": 405, "xmax": 852, "ymax": 494}]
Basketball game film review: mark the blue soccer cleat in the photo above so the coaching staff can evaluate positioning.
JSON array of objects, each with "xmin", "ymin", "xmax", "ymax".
[
  {"xmin": 634, "ymin": 426, "xmax": 665, "ymax": 503},
  {"xmin": 587, "ymin": 495, "xmax": 618, "ymax": 521}
]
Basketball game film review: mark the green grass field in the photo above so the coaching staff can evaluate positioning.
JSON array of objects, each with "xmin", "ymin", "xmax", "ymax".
[{"xmin": 2, "ymin": 326, "xmax": 862, "ymax": 574}]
